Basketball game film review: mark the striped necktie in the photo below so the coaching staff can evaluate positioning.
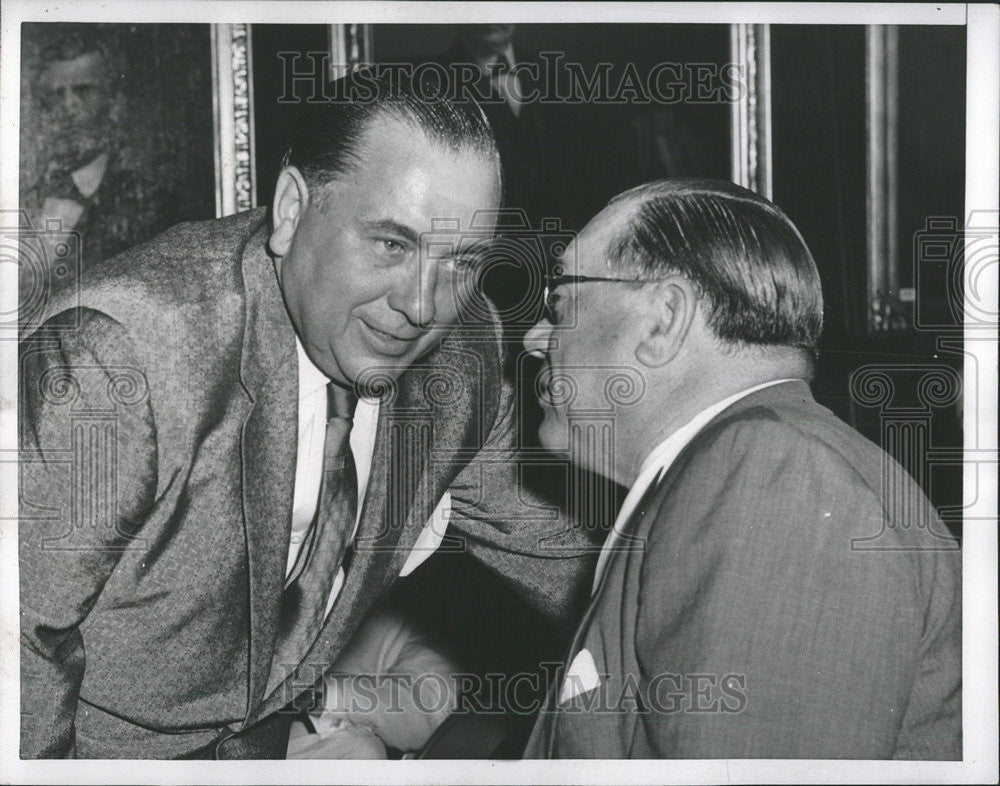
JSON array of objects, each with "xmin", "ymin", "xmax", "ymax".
[{"xmin": 269, "ymin": 383, "xmax": 358, "ymax": 690}]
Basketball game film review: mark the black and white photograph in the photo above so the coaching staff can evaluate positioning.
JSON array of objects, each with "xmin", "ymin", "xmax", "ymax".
[{"xmin": 0, "ymin": 2, "xmax": 996, "ymax": 784}]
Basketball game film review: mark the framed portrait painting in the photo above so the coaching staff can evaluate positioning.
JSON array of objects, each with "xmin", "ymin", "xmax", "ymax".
[{"xmin": 17, "ymin": 22, "xmax": 216, "ymax": 322}]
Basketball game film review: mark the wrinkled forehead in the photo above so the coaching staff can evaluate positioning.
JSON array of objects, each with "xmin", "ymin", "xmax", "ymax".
[{"xmin": 44, "ymin": 51, "xmax": 107, "ymax": 89}]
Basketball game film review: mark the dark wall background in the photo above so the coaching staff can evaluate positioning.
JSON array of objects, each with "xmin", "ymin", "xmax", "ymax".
[
  {"xmin": 374, "ymin": 23, "xmax": 731, "ymax": 232},
  {"xmin": 253, "ymin": 24, "xmax": 330, "ymax": 207},
  {"xmin": 897, "ymin": 25, "xmax": 967, "ymax": 328}
]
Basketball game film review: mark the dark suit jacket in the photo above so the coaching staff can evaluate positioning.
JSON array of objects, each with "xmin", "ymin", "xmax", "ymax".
[
  {"xmin": 524, "ymin": 381, "xmax": 961, "ymax": 759},
  {"xmin": 19, "ymin": 208, "xmax": 593, "ymax": 759}
]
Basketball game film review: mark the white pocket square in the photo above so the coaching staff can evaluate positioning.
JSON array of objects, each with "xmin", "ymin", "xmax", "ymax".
[
  {"xmin": 398, "ymin": 492, "xmax": 451, "ymax": 577},
  {"xmin": 559, "ymin": 647, "xmax": 601, "ymax": 704}
]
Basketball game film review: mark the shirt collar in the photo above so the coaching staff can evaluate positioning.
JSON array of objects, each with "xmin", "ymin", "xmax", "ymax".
[
  {"xmin": 293, "ymin": 336, "xmax": 390, "ymax": 407},
  {"xmin": 295, "ymin": 337, "xmax": 330, "ymax": 401},
  {"xmin": 500, "ymin": 45, "xmax": 516, "ymax": 70},
  {"xmin": 590, "ymin": 378, "xmax": 801, "ymax": 596},
  {"xmin": 71, "ymin": 151, "xmax": 111, "ymax": 198},
  {"xmin": 634, "ymin": 378, "xmax": 801, "ymax": 483}
]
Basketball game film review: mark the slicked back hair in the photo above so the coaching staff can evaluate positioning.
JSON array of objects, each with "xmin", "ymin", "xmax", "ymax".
[
  {"xmin": 606, "ymin": 179, "xmax": 824, "ymax": 354},
  {"xmin": 283, "ymin": 67, "xmax": 501, "ymax": 208}
]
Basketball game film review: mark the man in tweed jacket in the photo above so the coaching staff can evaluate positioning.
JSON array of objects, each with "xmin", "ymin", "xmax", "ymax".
[
  {"xmin": 522, "ymin": 179, "xmax": 961, "ymax": 759},
  {"xmin": 19, "ymin": 70, "xmax": 592, "ymax": 758}
]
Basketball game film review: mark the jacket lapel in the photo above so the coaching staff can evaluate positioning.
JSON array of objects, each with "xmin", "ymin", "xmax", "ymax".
[
  {"xmin": 256, "ymin": 334, "xmax": 495, "ymax": 719},
  {"xmin": 585, "ymin": 380, "xmax": 813, "ymax": 614},
  {"xmin": 538, "ymin": 380, "xmax": 815, "ymax": 755},
  {"xmin": 237, "ymin": 221, "xmax": 300, "ymax": 723}
]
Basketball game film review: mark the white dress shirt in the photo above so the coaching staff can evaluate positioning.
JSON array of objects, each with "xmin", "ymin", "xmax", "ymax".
[
  {"xmin": 288, "ymin": 338, "xmax": 451, "ymax": 617},
  {"xmin": 590, "ymin": 379, "xmax": 798, "ymax": 594}
]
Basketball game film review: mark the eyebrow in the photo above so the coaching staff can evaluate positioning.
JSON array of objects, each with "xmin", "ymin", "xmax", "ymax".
[{"xmin": 361, "ymin": 219, "xmax": 420, "ymax": 246}]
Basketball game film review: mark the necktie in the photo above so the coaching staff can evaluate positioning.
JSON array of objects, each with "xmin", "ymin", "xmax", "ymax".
[{"xmin": 269, "ymin": 383, "xmax": 358, "ymax": 691}]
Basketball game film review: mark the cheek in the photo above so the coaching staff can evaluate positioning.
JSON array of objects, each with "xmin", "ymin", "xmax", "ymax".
[
  {"xmin": 296, "ymin": 258, "xmax": 366, "ymax": 325},
  {"xmin": 434, "ymin": 278, "xmax": 468, "ymax": 322},
  {"xmin": 291, "ymin": 274, "xmax": 352, "ymax": 339}
]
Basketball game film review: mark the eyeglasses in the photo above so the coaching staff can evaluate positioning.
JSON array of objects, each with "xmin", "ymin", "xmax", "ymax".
[{"xmin": 541, "ymin": 273, "xmax": 653, "ymax": 324}]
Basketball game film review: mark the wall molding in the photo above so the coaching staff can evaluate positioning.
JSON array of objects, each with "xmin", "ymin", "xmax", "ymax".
[
  {"xmin": 212, "ymin": 23, "xmax": 257, "ymax": 217},
  {"xmin": 730, "ymin": 23, "xmax": 773, "ymax": 200}
]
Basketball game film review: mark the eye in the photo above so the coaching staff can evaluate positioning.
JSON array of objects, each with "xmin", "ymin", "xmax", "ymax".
[
  {"xmin": 374, "ymin": 237, "xmax": 407, "ymax": 257},
  {"xmin": 43, "ymin": 87, "xmax": 67, "ymax": 106},
  {"xmin": 441, "ymin": 254, "xmax": 480, "ymax": 274},
  {"xmin": 545, "ymin": 290, "xmax": 564, "ymax": 323}
]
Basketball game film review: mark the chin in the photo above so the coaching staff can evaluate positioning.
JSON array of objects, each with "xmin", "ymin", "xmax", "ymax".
[
  {"xmin": 347, "ymin": 359, "xmax": 407, "ymax": 397},
  {"xmin": 536, "ymin": 412, "xmax": 569, "ymax": 455}
]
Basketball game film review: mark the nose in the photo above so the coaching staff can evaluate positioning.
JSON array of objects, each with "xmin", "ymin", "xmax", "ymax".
[
  {"xmin": 387, "ymin": 257, "xmax": 439, "ymax": 328},
  {"xmin": 64, "ymin": 87, "xmax": 85, "ymax": 119},
  {"xmin": 523, "ymin": 317, "xmax": 553, "ymax": 358}
]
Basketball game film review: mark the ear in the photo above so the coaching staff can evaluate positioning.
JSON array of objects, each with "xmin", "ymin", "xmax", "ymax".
[
  {"xmin": 634, "ymin": 277, "xmax": 699, "ymax": 368},
  {"xmin": 269, "ymin": 166, "xmax": 310, "ymax": 257}
]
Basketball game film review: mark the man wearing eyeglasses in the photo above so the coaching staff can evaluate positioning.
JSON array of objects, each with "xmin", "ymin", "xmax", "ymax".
[{"xmin": 521, "ymin": 179, "xmax": 961, "ymax": 759}]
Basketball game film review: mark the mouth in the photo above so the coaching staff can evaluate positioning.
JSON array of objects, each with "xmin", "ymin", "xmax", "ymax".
[{"xmin": 358, "ymin": 319, "xmax": 422, "ymax": 357}]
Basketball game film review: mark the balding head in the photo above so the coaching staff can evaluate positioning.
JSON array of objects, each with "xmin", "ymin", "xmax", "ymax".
[
  {"xmin": 603, "ymin": 178, "xmax": 823, "ymax": 357},
  {"xmin": 524, "ymin": 179, "xmax": 824, "ymax": 484}
]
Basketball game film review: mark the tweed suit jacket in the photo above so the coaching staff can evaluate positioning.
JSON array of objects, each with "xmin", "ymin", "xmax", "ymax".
[
  {"xmin": 19, "ymin": 208, "xmax": 593, "ymax": 759},
  {"xmin": 524, "ymin": 381, "xmax": 961, "ymax": 760}
]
